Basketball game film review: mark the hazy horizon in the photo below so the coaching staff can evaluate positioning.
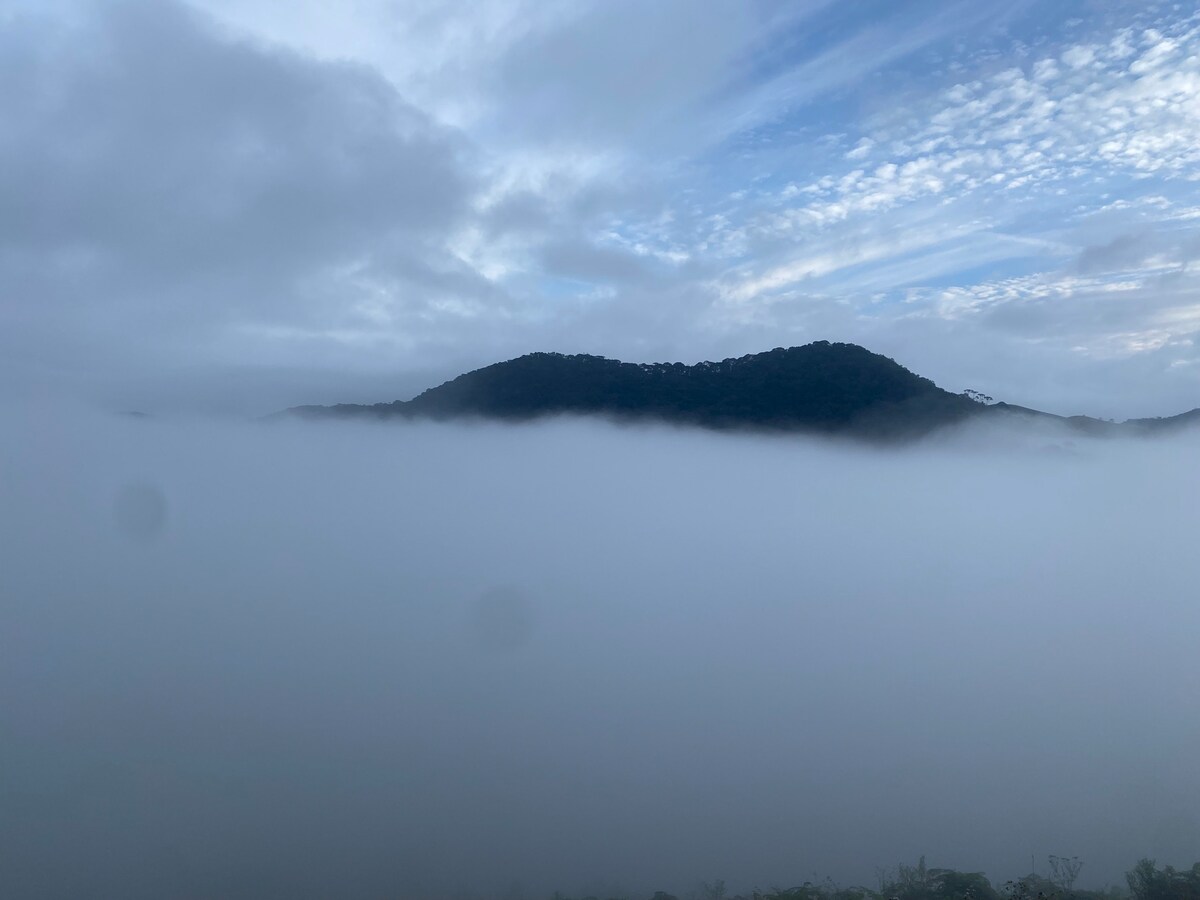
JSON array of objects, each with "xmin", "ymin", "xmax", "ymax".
[{"xmin": 28, "ymin": 340, "xmax": 1200, "ymax": 427}]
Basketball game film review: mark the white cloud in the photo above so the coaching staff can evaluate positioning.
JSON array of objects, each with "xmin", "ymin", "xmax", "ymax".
[
  {"xmin": 846, "ymin": 137, "xmax": 875, "ymax": 160},
  {"xmin": 3, "ymin": 0, "xmax": 1200, "ymax": 418},
  {"xmin": 1061, "ymin": 44, "xmax": 1097, "ymax": 68}
]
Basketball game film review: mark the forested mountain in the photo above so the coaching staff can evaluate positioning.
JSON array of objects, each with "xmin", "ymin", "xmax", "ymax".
[{"xmin": 282, "ymin": 341, "xmax": 1198, "ymax": 440}]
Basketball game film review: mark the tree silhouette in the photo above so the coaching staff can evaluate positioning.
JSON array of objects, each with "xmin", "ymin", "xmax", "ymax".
[{"xmin": 1048, "ymin": 857, "xmax": 1083, "ymax": 892}]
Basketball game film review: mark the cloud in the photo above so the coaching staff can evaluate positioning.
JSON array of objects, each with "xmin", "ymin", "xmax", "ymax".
[
  {"xmin": 0, "ymin": 0, "xmax": 481, "ymax": 404},
  {"xmin": 846, "ymin": 137, "xmax": 875, "ymax": 160},
  {"xmin": 539, "ymin": 238, "xmax": 661, "ymax": 286},
  {"xmin": 4, "ymin": 406, "xmax": 1200, "ymax": 896},
  {"xmin": 1076, "ymin": 231, "xmax": 1155, "ymax": 275},
  {"xmin": 491, "ymin": 0, "xmax": 759, "ymax": 148},
  {"xmin": 2, "ymin": 0, "xmax": 1200, "ymax": 419}
]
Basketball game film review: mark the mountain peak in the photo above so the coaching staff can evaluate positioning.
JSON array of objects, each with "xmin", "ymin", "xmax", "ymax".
[{"xmin": 285, "ymin": 342, "xmax": 978, "ymax": 439}]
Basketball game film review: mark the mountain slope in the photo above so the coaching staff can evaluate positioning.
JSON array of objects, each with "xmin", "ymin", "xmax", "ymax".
[
  {"xmin": 287, "ymin": 342, "xmax": 978, "ymax": 438},
  {"xmin": 1124, "ymin": 407, "xmax": 1200, "ymax": 433},
  {"xmin": 283, "ymin": 341, "xmax": 1199, "ymax": 440}
]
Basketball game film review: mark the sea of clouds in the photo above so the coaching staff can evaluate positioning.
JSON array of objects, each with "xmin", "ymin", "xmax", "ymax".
[{"xmin": 2, "ymin": 406, "xmax": 1198, "ymax": 898}]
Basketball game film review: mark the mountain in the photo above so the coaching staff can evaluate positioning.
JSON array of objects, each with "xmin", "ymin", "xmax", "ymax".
[
  {"xmin": 1124, "ymin": 407, "xmax": 1200, "ymax": 433},
  {"xmin": 285, "ymin": 342, "xmax": 976, "ymax": 438},
  {"xmin": 281, "ymin": 341, "xmax": 1199, "ymax": 440}
]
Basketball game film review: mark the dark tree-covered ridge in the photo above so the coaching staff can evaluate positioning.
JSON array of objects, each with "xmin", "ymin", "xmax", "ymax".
[
  {"xmin": 287, "ymin": 342, "xmax": 977, "ymax": 439},
  {"xmin": 281, "ymin": 341, "xmax": 1200, "ymax": 440}
]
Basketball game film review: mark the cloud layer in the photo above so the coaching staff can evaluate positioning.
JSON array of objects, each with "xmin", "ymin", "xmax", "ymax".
[
  {"xmin": 2, "ymin": 0, "xmax": 1199, "ymax": 417},
  {"xmin": 3, "ymin": 409, "xmax": 1199, "ymax": 897}
]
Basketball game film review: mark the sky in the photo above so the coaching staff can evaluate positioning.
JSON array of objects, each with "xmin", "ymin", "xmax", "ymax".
[{"xmin": 3, "ymin": 0, "xmax": 1200, "ymax": 419}]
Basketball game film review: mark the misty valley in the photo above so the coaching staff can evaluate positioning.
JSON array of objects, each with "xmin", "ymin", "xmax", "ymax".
[
  {"xmin": 7, "ymin": 1, "xmax": 1200, "ymax": 894},
  {"xmin": 3, "ymin": 404, "xmax": 1198, "ymax": 899}
]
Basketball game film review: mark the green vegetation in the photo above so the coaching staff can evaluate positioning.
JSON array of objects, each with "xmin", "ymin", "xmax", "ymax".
[
  {"xmin": 398, "ymin": 342, "xmax": 975, "ymax": 438},
  {"xmin": 1125, "ymin": 860, "xmax": 1200, "ymax": 900},
  {"xmin": 296, "ymin": 342, "xmax": 978, "ymax": 439},
  {"xmin": 545, "ymin": 858, "xmax": 1199, "ymax": 900},
  {"xmin": 285, "ymin": 340, "xmax": 1200, "ymax": 438}
]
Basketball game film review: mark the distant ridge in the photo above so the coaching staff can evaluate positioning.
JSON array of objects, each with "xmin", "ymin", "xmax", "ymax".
[{"xmin": 280, "ymin": 341, "xmax": 1199, "ymax": 440}]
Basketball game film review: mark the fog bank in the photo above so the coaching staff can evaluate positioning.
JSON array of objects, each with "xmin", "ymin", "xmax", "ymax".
[{"xmin": 2, "ymin": 407, "xmax": 1198, "ymax": 898}]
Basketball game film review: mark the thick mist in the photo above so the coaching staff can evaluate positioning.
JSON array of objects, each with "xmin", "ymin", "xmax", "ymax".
[{"xmin": 2, "ymin": 407, "xmax": 1199, "ymax": 898}]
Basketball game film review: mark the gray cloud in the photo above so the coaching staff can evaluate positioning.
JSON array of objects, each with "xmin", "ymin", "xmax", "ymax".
[
  {"xmin": 2, "ymin": 0, "xmax": 1199, "ymax": 423},
  {"xmin": 540, "ymin": 238, "xmax": 661, "ymax": 286},
  {"xmin": 1076, "ymin": 232, "xmax": 1155, "ymax": 276},
  {"xmin": 480, "ymin": 188, "xmax": 554, "ymax": 238},
  {"xmin": 0, "ymin": 0, "xmax": 478, "ymax": 406}
]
